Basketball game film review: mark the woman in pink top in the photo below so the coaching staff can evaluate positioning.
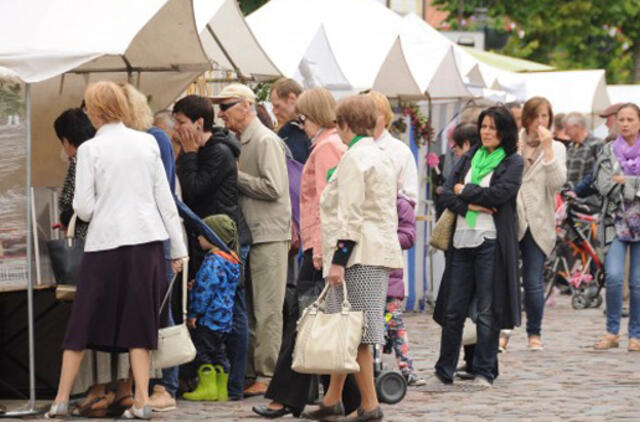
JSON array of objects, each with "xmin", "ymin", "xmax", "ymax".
[{"xmin": 252, "ymin": 88, "xmax": 355, "ymax": 419}]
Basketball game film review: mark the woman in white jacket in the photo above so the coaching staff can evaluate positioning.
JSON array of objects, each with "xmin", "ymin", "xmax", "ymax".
[
  {"xmin": 46, "ymin": 81, "xmax": 187, "ymax": 420},
  {"xmin": 515, "ymin": 97, "xmax": 566, "ymax": 350}
]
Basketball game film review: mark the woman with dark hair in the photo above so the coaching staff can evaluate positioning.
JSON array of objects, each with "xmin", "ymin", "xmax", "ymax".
[
  {"xmin": 55, "ymin": 108, "xmax": 96, "ymax": 239},
  {"xmin": 428, "ymin": 106, "xmax": 523, "ymax": 388},
  {"xmin": 512, "ymin": 97, "xmax": 566, "ymax": 351}
]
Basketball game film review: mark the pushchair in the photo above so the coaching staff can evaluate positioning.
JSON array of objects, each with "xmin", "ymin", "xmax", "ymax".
[{"xmin": 372, "ymin": 311, "xmax": 408, "ymax": 404}]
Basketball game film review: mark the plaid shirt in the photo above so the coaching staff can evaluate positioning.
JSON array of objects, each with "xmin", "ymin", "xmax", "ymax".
[{"xmin": 565, "ymin": 134, "xmax": 603, "ymax": 186}]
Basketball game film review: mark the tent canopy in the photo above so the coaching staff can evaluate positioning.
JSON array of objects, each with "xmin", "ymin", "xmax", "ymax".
[
  {"xmin": 607, "ymin": 85, "xmax": 640, "ymax": 106},
  {"xmin": 249, "ymin": 0, "xmax": 470, "ymax": 99},
  {"xmin": 194, "ymin": 0, "xmax": 281, "ymax": 79},
  {"xmin": 461, "ymin": 47, "xmax": 554, "ymax": 73}
]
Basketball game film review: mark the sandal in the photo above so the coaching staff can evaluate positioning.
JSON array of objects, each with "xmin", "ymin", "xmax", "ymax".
[
  {"xmin": 121, "ymin": 404, "xmax": 152, "ymax": 420},
  {"xmin": 108, "ymin": 394, "xmax": 134, "ymax": 418},
  {"xmin": 44, "ymin": 402, "xmax": 69, "ymax": 419}
]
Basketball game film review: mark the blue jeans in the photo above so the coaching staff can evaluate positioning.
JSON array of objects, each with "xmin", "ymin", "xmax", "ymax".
[
  {"xmin": 605, "ymin": 237, "xmax": 640, "ymax": 339},
  {"xmin": 435, "ymin": 240, "xmax": 499, "ymax": 383},
  {"xmin": 520, "ymin": 230, "xmax": 547, "ymax": 337},
  {"xmin": 225, "ymin": 245, "xmax": 251, "ymax": 399}
]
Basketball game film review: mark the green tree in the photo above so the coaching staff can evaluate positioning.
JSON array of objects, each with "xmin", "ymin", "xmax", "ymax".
[
  {"xmin": 238, "ymin": 0, "xmax": 268, "ymax": 15},
  {"xmin": 433, "ymin": 0, "xmax": 640, "ymax": 83}
]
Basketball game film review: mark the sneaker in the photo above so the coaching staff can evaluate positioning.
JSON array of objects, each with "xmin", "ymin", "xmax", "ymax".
[
  {"xmin": 593, "ymin": 333, "xmax": 620, "ymax": 350},
  {"xmin": 628, "ymin": 338, "xmax": 640, "ymax": 352},
  {"xmin": 471, "ymin": 376, "xmax": 492, "ymax": 389},
  {"xmin": 528, "ymin": 335, "xmax": 544, "ymax": 351},
  {"xmin": 406, "ymin": 373, "xmax": 426, "ymax": 386},
  {"xmin": 149, "ymin": 385, "xmax": 176, "ymax": 412}
]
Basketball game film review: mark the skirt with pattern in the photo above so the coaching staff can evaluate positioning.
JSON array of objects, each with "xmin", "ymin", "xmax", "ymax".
[{"xmin": 324, "ymin": 265, "xmax": 390, "ymax": 345}]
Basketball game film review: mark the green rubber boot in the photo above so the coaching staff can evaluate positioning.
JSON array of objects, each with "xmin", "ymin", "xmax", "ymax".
[
  {"xmin": 214, "ymin": 365, "xmax": 229, "ymax": 402},
  {"xmin": 183, "ymin": 364, "xmax": 218, "ymax": 401}
]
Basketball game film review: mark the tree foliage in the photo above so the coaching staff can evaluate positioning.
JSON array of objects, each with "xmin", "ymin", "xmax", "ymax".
[
  {"xmin": 238, "ymin": 0, "xmax": 268, "ymax": 15},
  {"xmin": 433, "ymin": 0, "xmax": 640, "ymax": 83}
]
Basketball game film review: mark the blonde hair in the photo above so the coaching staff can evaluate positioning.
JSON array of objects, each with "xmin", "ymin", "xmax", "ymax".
[
  {"xmin": 118, "ymin": 82, "xmax": 153, "ymax": 131},
  {"xmin": 84, "ymin": 81, "xmax": 130, "ymax": 124},
  {"xmin": 335, "ymin": 95, "xmax": 377, "ymax": 136},
  {"xmin": 295, "ymin": 88, "xmax": 336, "ymax": 128},
  {"xmin": 367, "ymin": 91, "xmax": 394, "ymax": 128}
]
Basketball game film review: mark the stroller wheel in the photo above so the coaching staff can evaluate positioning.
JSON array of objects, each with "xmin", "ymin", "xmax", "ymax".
[
  {"xmin": 375, "ymin": 371, "xmax": 407, "ymax": 404},
  {"xmin": 572, "ymin": 293, "xmax": 589, "ymax": 310},
  {"xmin": 589, "ymin": 294, "xmax": 603, "ymax": 309}
]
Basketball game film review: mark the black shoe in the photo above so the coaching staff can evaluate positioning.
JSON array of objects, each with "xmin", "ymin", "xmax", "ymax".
[
  {"xmin": 455, "ymin": 371, "xmax": 476, "ymax": 381},
  {"xmin": 337, "ymin": 406, "xmax": 384, "ymax": 422},
  {"xmin": 252, "ymin": 404, "xmax": 293, "ymax": 419},
  {"xmin": 301, "ymin": 402, "xmax": 345, "ymax": 421}
]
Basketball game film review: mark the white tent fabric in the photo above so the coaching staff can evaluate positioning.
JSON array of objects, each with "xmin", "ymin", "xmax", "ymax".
[
  {"xmin": 0, "ymin": 0, "xmax": 210, "ymax": 186},
  {"xmin": 194, "ymin": 0, "xmax": 280, "ymax": 79},
  {"xmin": 249, "ymin": 0, "xmax": 470, "ymax": 99},
  {"xmin": 607, "ymin": 85, "xmax": 640, "ymax": 106}
]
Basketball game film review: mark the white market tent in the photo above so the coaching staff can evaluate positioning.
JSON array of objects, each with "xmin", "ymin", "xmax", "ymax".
[
  {"xmin": 248, "ymin": 0, "xmax": 471, "ymax": 99},
  {"xmin": 607, "ymin": 84, "xmax": 640, "ymax": 106},
  {"xmin": 194, "ymin": 0, "xmax": 281, "ymax": 79}
]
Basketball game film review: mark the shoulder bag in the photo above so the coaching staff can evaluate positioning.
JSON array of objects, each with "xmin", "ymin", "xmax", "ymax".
[
  {"xmin": 152, "ymin": 257, "xmax": 197, "ymax": 369},
  {"xmin": 292, "ymin": 282, "xmax": 365, "ymax": 374},
  {"xmin": 47, "ymin": 214, "xmax": 84, "ymax": 285},
  {"xmin": 430, "ymin": 209, "xmax": 455, "ymax": 251}
]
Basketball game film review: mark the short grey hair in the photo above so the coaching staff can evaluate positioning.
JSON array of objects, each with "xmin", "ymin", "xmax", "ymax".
[
  {"xmin": 154, "ymin": 110, "xmax": 175, "ymax": 129},
  {"xmin": 563, "ymin": 112, "xmax": 587, "ymax": 129}
]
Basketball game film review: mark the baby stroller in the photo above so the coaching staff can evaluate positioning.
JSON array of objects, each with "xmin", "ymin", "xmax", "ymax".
[{"xmin": 372, "ymin": 311, "xmax": 407, "ymax": 404}]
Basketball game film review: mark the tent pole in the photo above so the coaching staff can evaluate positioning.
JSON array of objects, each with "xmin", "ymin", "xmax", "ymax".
[{"xmin": 1, "ymin": 83, "xmax": 39, "ymax": 418}]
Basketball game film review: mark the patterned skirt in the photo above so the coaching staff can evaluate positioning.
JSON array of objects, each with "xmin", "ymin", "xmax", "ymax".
[{"xmin": 324, "ymin": 265, "xmax": 390, "ymax": 345}]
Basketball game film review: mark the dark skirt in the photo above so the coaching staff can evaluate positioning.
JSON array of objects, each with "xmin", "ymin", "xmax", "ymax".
[{"xmin": 62, "ymin": 241, "xmax": 167, "ymax": 353}]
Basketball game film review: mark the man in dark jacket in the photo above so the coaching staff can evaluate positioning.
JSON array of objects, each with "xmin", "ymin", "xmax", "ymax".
[
  {"xmin": 173, "ymin": 95, "xmax": 251, "ymax": 401},
  {"xmin": 269, "ymin": 78, "xmax": 311, "ymax": 164}
]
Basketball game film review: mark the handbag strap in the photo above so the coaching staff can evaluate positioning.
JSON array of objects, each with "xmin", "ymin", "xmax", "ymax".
[
  {"xmin": 158, "ymin": 257, "xmax": 189, "ymax": 320},
  {"xmin": 314, "ymin": 280, "xmax": 351, "ymax": 313},
  {"xmin": 65, "ymin": 214, "xmax": 77, "ymax": 245}
]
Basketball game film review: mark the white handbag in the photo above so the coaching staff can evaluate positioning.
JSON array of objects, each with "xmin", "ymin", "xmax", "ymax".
[
  {"xmin": 291, "ymin": 282, "xmax": 365, "ymax": 375},
  {"xmin": 152, "ymin": 257, "xmax": 197, "ymax": 369}
]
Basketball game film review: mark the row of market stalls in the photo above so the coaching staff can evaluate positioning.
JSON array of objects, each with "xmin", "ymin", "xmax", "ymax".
[{"xmin": 0, "ymin": 0, "xmax": 636, "ymax": 407}]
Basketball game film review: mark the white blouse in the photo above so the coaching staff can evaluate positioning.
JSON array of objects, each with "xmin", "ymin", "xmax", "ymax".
[
  {"xmin": 453, "ymin": 169, "xmax": 496, "ymax": 249},
  {"xmin": 73, "ymin": 122, "xmax": 187, "ymax": 258}
]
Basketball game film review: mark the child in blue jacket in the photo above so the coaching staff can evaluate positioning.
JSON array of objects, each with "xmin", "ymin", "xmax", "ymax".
[{"xmin": 184, "ymin": 214, "xmax": 240, "ymax": 402}]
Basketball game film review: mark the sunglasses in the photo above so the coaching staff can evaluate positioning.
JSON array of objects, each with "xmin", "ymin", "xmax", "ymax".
[{"xmin": 219, "ymin": 100, "xmax": 242, "ymax": 112}]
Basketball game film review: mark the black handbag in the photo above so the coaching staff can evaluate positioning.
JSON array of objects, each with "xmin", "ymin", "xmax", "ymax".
[{"xmin": 46, "ymin": 214, "xmax": 84, "ymax": 285}]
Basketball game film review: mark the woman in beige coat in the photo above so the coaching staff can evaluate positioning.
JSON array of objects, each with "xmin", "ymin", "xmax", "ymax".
[{"xmin": 515, "ymin": 97, "xmax": 566, "ymax": 350}]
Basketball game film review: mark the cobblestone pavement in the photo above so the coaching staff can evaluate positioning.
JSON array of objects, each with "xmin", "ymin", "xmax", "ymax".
[{"xmin": 15, "ymin": 295, "xmax": 640, "ymax": 421}]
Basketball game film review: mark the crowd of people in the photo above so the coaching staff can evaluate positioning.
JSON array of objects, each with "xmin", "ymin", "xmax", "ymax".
[{"xmin": 41, "ymin": 75, "xmax": 640, "ymax": 421}]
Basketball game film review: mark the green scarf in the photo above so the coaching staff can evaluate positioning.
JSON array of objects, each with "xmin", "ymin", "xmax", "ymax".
[
  {"xmin": 203, "ymin": 214, "xmax": 239, "ymax": 255},
  {"xmin": 326, "ymin": 135, "xmax": 366, "ymax": 181},
  {"xmin": 465, "ymin": 146, "xmax": 506, "ymax": 227}
]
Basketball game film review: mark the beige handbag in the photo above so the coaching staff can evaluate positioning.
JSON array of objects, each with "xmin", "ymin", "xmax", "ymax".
[
  {"xmin": 152, "ymin": 257, "xmax": 196, "ymax": 369},
  {"xmin": 292, "ymin": 282, "xmax": 365, "ymax": 375},
  {"xmin": 430, "ymin": 209, "xmax": 455, "ymax": 251}
]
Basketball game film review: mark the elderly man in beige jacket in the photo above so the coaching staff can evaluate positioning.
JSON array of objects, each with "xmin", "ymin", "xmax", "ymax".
[{"xmin": 214, "ymin": 84, "xmax": 292, "ymax": 395}]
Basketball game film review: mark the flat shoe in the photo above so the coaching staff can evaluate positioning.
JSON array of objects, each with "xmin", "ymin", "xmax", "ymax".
[
  {"xmin": 44, "ymin": 402, "xmax": 69, "ymax": 419},
  {"xmin": 302, "ymin": 402, "xmax": 345, "ymax": 421},
  {"xmin": 337, "ymin": 406, "xmax": 383, "ymax": 422},
  {"xmin": 121, "ymin": 404, "xmax": 152, "ymax": 420},
  {"xmin": 252, "ymin": 404, "xmax": 293, "ymax": 419}
]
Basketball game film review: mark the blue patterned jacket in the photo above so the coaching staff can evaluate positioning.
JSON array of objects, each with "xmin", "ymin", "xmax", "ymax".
[{"xmin": 188, "ymin": 250, "xmax": 240, "ymax": 333}]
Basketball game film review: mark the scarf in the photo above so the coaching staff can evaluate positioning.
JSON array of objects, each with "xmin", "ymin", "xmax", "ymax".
[
  {"xmin": 465, "ymin": 146, "xmax": 506, "ymax": 227},
  {"xmin": 326, "ymin": 135, "xmax": 365, "ymax": 181},
  {"xmin": 519, "ymin": 129, "xmax": 542, "ymax": 170},
  {"xmin": 613, "ymin": 134, "xmax": 640, "ymax": 176},
  {"xmin": 203, "ymin": 214, "xmax": 239, "ymax": 256}
]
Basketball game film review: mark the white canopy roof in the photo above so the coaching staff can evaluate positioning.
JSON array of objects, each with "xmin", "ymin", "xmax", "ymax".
[
  {"xmin": 0, "ymin": 0, "xmax": 211, "ymax": 186},
  {"xmin": 607, "ymin": 85, "xmax": 640, "ymax": 106},
  {"xmin": 248, "ymin": 0, "xmax": 470, "ymax": 99},
  {"xmin": 194, "ymin": 0, "xmax": 281, "ymax": 79}
]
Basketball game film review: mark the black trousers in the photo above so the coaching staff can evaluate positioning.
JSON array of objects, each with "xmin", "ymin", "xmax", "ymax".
[
  {"xmin": 265, "ymin": 250, "xmax": 361, "ymax": 416},
  {"xmin": 187, "ymin": 325, "xmax": 229, "ymax": 376}
]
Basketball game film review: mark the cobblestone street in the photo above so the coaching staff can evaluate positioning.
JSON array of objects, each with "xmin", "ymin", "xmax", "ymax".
[{"xmin": 13, "ymin": 294, "xmax": 640, "ymax": 421}]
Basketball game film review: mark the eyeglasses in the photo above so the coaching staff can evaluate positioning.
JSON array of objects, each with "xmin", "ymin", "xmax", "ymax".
[
  {"xmin": 297, "ymin": 114, "xmax": 307, "ymax": 123},
  {"xmin": 219, "ymin": 100, "xmax": 242, "ymax": 112}
]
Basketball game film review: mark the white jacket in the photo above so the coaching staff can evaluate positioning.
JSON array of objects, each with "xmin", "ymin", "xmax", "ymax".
[
  {"xmin": 74, "ymin": 122, "xmax": 187, "ymax": 258},
  {"xmin": 375, "ymin": 130, "xmax": 418, "ymax": 202},
  {"xmin": 320, "ymin": 137, "xmax": 403, "ymax": 276}
]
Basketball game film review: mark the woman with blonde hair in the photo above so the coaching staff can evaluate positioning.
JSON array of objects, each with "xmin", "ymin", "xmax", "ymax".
[{"xmin": 45, "ymin": 81, "xmax": 187, "ymax": 420}]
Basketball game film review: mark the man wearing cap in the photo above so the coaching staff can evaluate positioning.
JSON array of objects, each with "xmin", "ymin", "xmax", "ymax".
[
  {"xmin": 600, "ymin": 103, "xmax": 624, "ymax": 140},
  {"xmin": 213, "ymin": 83, "xmax": 292, "ymax": 396}
]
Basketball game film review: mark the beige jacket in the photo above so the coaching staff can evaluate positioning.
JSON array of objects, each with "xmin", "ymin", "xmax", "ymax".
[
  {"xmin": 238, "ymin": 117, "xmax": 292, "ymax": 244},
  {"xmin": 320, "ymin": 137, "xmax": 403, "ymax": 276},
  {"xmin": 516, "ymin": 140, "xmax": 567, "ymax": 255}
]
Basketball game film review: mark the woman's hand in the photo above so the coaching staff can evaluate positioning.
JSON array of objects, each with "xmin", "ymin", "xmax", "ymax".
[
  {"xmin": 187, "ymin": 318, "xmax": 197, "ymax": 329},
  {"xmin": 171, "ymin": 258, "xmax": 184, "ymax": 274},
  {"xmin": 327, "ymin": 264, "xmax": 345, "ymax": 286},
  {"xmin": 176, "ymin": 126, "xmax": 200, "ymax": 153},
  {"xmin": 614, "ymin": 174, "xmax": 626, "ymax": 185},
  {"xmin": 468, "ymin": 203, "xmax": 496, "ymax": 214},
  {"xmin": 454, "ymin": 183, "xmax": 465, "ymax": 195},
  {"xmin": 538, "ymin": 126, "xmax": 553, "ymax": 150},
  {"xmin": 313, "ymin": 255, "xmax": 323, "ymax": 270}
]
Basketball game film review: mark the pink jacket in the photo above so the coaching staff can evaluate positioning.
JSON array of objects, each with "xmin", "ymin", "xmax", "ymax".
[{"xmin": 300, "ymin": 128, "xmax": 347, "ymax": 259}]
